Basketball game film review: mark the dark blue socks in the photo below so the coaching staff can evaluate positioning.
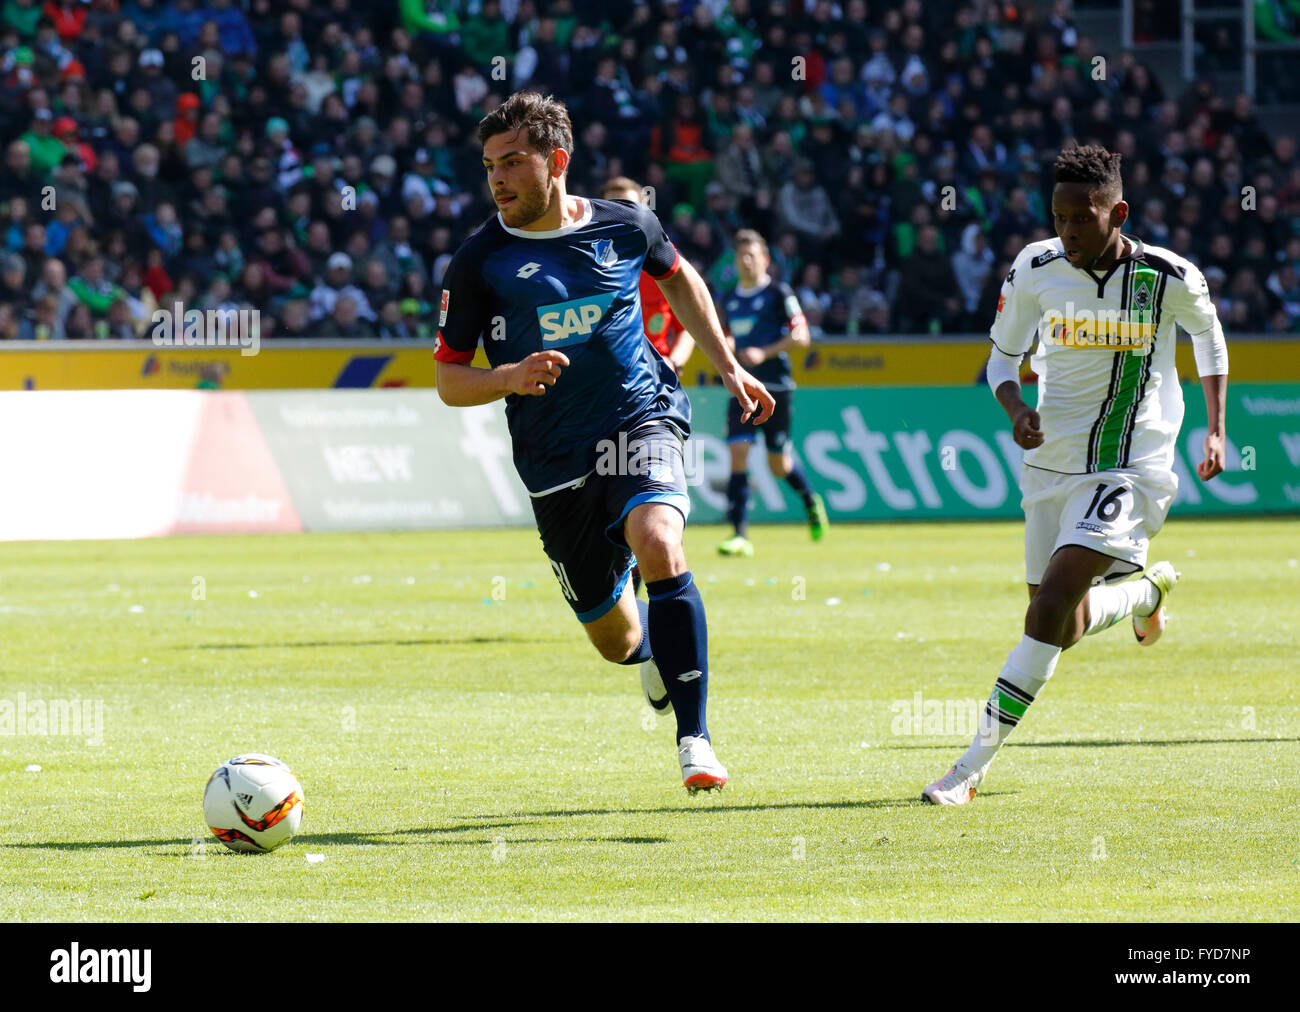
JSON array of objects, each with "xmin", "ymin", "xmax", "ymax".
[
  {"xmin": 646, "ymin": 572, "xmax": 709, "ymax": 741},
  {"xmin": 725, "ymin": 471, "xmax": 750, "ymax": 538},
  {"xmin": 785, "ymin": 461, "xmax": 815, "ymax": 507}
]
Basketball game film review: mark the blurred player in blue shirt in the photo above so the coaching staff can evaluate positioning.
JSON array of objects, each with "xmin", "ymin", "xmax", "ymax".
[
  {"xmin": 716, "ymin": 230, "xmax": 828, "ymax": 557},
  {"xmin": 434, "ymin": 92, "xmax": 774, "ymax": 791}
]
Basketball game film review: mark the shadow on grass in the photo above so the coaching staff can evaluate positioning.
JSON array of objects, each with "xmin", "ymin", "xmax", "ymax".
[
  {"xmin": 882, "ymin": 736, "xmax": 1300, "ymax": 749},
  {"xmin": 2, "ymin": 828, "xmax": 671, "ymax": 854},
  {"xmin": 178, "ymin": 635, "xmax": 556, "ymax": 650},
  {"xmin": 0, "ymin": 820, "xmax": 525, "ymax": 852},
  {"xmin": 300, "ymin": 833, "xmax": 671, "ymax": 848},
  {"xmin": 461, "ymin": 797, "xmax": 939, "ymax": 819},
  {"xmin": 2, "ymin": 796, "xmax": 962, "ymax": 853}
]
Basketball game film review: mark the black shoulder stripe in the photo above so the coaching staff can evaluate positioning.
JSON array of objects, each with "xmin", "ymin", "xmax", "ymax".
[
  {"xmin": 1031, "ymin": 250, "xmax": 1065, "ymax": 268},
  {"xmin": 1134, "ymin": 250, "xmax": 1187, "ymax": 280}
]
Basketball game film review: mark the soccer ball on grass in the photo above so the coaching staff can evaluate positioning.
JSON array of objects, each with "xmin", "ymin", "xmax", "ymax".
[{"xmin": 203, "ymin": 753, "xmax": 304, "ymax": 853}]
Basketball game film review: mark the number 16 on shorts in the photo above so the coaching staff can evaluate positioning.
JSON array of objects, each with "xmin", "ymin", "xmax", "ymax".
[
  {"xmin": 1080, "ymin": 483, "xmax": 1129, "ymax": 531},
  {"xmin": 1071, "ymin": 479, "xmax": 1147, "ymax": 570}
]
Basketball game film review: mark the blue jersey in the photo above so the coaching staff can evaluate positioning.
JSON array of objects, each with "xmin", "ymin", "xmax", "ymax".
[
  {"xmin": 434, "ymin": 197, "xmax": 691, "ymax": 495},
  {"xmin": 719, "ymin": 278, "xmax": 804, "ymax": 391}
]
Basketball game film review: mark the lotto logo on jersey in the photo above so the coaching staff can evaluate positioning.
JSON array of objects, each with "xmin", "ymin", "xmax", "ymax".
[
  {"xmin": 1041, "ymin": 310, "xmax": 1154, "ymax": 351},
  {"xmin": 537, "ymin": 293, "xmax": 616, "ymax": 347}
]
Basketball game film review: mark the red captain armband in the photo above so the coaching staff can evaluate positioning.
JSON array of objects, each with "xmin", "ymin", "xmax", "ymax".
[
  {"xmin": 788, "ymin": 313, "xmax": 807, "ymax": 330},
  {"xmin": 647, "ymin": 247, "xmax": 680, "ymax": 281},
  {"xmin": 433, "ymin": 331, "xmax": 475, "ymax": 364}
]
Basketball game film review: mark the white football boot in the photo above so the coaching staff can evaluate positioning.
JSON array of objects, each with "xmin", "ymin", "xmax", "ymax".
[
  {"xmin": 921, "ymin": 764, "xmax": 983, "ymax": 806},
  {"xmin": 678, "ymin": 735, "xmax": 727, "ymax": 792},
  {"xmin": 640, "ymin": 658, "xmax": 673, "ymax": 713},
  {"xmin": 1133, "ymin": 561, "xmax": 1179, "ymax": 647}
]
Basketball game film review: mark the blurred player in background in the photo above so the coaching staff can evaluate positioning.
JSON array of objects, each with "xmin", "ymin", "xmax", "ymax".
[
  {"xmin": 601, "ymin": 176, "xmax": 696, "ymax": 376},
  {"xmin": 923, "ymin": 145, "xmax": 1229, "ymax": 805},
  {"xmin": 717, "ymin": 230, "xmax": 828, "ymax": 557},
  {"xmin": 434, "ymin": 92, "xmax": 774, "ymax": 792}
]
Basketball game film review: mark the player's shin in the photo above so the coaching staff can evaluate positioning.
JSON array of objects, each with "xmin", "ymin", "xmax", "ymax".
[
  {"xmin": 725, "ymin": 472, "xmax": 750, "ymax": 537},
  {"xmin": 956, "ymin": 635, "xmax": 1061, "ymax": 775},
  {"xmin": 783, "ymin": 460, "xmax": 815, "ymax": 507},
  {"xmin": 645, "ymin": 572, "xmax": 709, "ymax": 741},
  {"xmin": 1083, "ymin": 578, "xmax": 1159, "ymax": 635}
]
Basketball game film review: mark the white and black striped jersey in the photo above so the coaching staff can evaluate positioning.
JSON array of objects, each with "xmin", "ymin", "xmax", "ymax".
[{"xmin": 990, "ymin": 235, "xmax": 1225, "ymax": 474}]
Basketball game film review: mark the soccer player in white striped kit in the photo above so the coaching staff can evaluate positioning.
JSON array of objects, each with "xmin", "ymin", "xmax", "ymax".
[{"xmin": 923, "ymin": 145, "xmax": 1230, "ymax": 804}]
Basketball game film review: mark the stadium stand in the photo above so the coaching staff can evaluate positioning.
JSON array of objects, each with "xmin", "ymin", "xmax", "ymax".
[{"xmin": 0, "ymin": 0, "xmax": 1297, "ymax": 340}]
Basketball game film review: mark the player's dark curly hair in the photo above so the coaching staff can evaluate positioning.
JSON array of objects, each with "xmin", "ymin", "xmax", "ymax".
[
  {"xmin": 477, "ymin": 92, "xmax": 574, "ymax": 174},
  {"xmin": 1054, "ymin": 144, "xmax": 1123, "ymax": 203}
]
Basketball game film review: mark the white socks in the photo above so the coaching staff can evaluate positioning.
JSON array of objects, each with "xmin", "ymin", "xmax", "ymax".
[
  {"xmin": 1084, "ymin": 577, "xmax": 1159, "ymax": 635},
  {"xmin": 957, "ymin": 635, "xmax": 1061, "ymax": 775}
]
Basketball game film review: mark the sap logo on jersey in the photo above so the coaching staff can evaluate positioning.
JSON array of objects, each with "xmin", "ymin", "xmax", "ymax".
[
  {"xmin": 729, "ymin": 316, "xmax": 757, "ymax": 337},
  {"xmin": 537, "ymin": 293, "xmax": 616, "ymax": 346}
]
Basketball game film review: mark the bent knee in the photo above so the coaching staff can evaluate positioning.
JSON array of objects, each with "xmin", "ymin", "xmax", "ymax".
[
  {"xmin": 1026, "ymin": 587, "xmax": 1079, "ymax": 626},
  {"xmin": 589, "ymin": 627, "xmax": 641, "ymax": 663},
  {"xmin": 633, "ymin": 537, "xmax": 686, "ymax": 583}
]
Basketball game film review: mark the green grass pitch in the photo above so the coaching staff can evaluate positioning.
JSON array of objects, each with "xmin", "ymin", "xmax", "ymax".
[{"xmin": 1, "ymin": 518, "xmax": 1296, "ymax": 922}]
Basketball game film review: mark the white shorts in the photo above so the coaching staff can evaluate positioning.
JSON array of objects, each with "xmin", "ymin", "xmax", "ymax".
[{"xmin": 1020, "ymin": 464, "xmax": 1178, "ymax": 586}]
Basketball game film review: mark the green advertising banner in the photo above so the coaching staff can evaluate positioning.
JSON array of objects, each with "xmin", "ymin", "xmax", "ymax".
[{"xmin": 681, "ymin": 383, "xmax": 1300, "ymax": 523}]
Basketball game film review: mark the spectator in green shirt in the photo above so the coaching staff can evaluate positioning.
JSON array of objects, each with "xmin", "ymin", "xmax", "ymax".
[
  {"xmin": 399, "ymin": 0, "xmax": 459, "ymax": 36},
  {"xmin": 462, "ymin": 0, "xmax": 510, "ymax": 71},
  {"xmin": 19, "ymin": 109, "xmax": 66, "ymax": 177},
  {"xmin": 2, "ymin": 0, "xmax": 41, "ymax": 40},
  {"xmin": 69, "ymin": 257, "xmax": 125, "ymax": 315},
  {"xmin": 399, "ymin": 0, "xmax": 462, "ymax": 63}
]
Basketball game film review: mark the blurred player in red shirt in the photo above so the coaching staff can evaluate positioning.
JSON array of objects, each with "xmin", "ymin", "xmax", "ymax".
[{"xmin": 601, "ymin": 177, "xmax": 695, "ymax": 375}]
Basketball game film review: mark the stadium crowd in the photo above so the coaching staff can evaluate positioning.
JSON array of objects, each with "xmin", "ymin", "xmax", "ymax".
[{"xmin": 0, "ymin": 0, "xmax": 1298, "ymax": 342}]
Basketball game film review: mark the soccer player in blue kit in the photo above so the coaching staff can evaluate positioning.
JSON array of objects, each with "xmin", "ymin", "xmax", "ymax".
[
  {"xmin": 716, "ymin": 229, "xmax": 829, "ymax": 557},
  {"xmin": 433, "ymin": 92, "xmax": 774, "ymax": 791}
]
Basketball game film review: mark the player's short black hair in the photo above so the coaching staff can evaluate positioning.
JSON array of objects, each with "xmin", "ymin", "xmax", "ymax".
[
  {"xmin": 1053, "ymin": 144, "xmax": 1123, "ymax": 205},
  {"xmin": 477, "ymin": 91, "xmax": 573, "ymax": 174}
]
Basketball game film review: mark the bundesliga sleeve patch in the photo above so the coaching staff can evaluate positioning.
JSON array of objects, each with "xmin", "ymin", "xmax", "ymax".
[
  {"xmin": 439, "ymin": 289, "xmax": 450, "ymax": 326},
  {"xmin": 433, "ymin": 331, "xmax": 475, "ymax": 364}
]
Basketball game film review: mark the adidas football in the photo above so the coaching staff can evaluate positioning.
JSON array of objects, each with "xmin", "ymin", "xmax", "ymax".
[{"xmin": 203, "ymin": 753, "xmax": 304, "ymax": 853}]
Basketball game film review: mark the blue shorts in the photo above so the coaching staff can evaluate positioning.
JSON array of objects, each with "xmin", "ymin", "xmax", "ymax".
[
  {"xmin": 726, "ymin": 388, "xmax": 793, "ymax": 452},
  {"xmin": 530, "ymin": 423, "xmax": 691, "ymax": 624}
]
